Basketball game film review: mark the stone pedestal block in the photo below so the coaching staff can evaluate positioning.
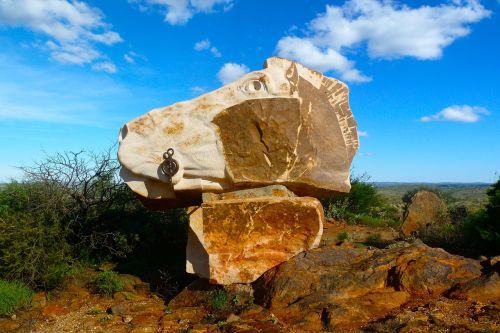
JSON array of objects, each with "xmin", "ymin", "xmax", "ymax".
[{"xmin": 186, "ymin": 196, "xmax": 324, "ymax": 284}]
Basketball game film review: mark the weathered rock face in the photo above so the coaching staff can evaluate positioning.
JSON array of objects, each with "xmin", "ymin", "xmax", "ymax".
[
  {"xmin": 253, "ymin": 240, "xmax": 483, "ymax": 331},
  {"xmin": 118, "ymin": 57, "xmax": 358, "ymax": 206},
  {"xmin": 402, "ymin": 190, "xmax": 448, "ymax": 235},
  {"xmin": 187, "ymin": 195, "xmax": 324, "ymax": 284},
  {"xmin": 447, "ymin": 272, "xmax": 500, "ymax": 303}
]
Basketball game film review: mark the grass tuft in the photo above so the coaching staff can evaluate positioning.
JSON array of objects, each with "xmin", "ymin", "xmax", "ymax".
[
  {"xmin": 210, "ymin": 289, "xmax": 228, "ymax": 310},
  {"xmin": 92, "ymin": 271, "xmax": 124, "ymax": 296},
  {"xmin": 0, "ymin": 279, "xmax": 33, "ymax": 316}
]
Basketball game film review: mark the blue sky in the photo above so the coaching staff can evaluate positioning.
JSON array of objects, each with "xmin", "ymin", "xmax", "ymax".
[{"xmin": 0, "ymin": 0, "xmax": 499, "ymax": 182}]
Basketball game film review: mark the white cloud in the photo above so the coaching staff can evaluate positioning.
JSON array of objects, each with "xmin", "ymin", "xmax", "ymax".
[
  {"xmin": 0, "ymin": 0, "xmax": 122, "ymax": 65},
  {"xmin": 194, "ymin": 39, "xmax": 222, "ymax": 57},
  {"xmin": 420, "ymin": 105, "xmax": 490, "ymax": 123},
  {"xmin": 210, "ymin": 46, "xmax": 221, "ymax": 57},
  {"xmin": 124, "ymin": 51, "xmax": 143, "ymax": 64},
  {"xmin": 0, "ymin": 0, "xmax": 122, "ymax": 67},
  {"xmin": 124, "ymin": 54, "xmax": 135, "ymax": 64},
  {"xmin": 217, "ymin": 63, "xmax": 249, "ymax": 85},
  {"xmin": 276, "ymin": 0, "xmax": 490, "ymax": 82},
  {"xmin": 358, "ymin": 131, "xmax": 368, "ymax": 137},
  {"xmin": 190, "ymin": 86, "xmax": 205, "ymax": 94},
  {"xmin": 132, "ymin": 0, "xmax": 232, "ymax": 25},
  {"xmin": 277, "ymin": 37, "xmax": 371, "ymax": 83},
  {"xmin": 91, "ymin": 61, "xmax": 117, "ymax": 74},
  {"xmin": 194, "ymin": 39, "xmax": 211, "ymax": 50},
  {"xmin": 45, "ymin": 40, "xmax": 101, "ymax": 65}
]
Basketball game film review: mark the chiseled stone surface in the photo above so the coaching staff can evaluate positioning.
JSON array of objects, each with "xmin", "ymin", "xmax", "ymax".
[
  {"xmin": 186, "ymin": 196, "xmax": 324, "ymax": 284},
  {"xmin": 118, "ymin": 57, "xmax": 358, "ymax": 206}
]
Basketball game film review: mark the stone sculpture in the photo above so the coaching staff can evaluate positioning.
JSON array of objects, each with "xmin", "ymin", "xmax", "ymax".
[{"xmin": 118, "ymin": 57, "xmax": 359, "ymax": 284}]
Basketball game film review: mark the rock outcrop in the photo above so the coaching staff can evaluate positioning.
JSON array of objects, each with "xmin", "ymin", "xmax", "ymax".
[
  {"xmin": 402, "ymin": 190, "xmax": 448, "ymax": 235},
  {"xmin": 118, "ymin": 57, "xmax": 358, "ymax": 206},
  {"xmin": 253, "ymin": 240, "xmax": 484, "ymax": 331},
  {"xmin": 4, "ymin": 238, "xmax": 499, "ymax": 333},
  {"xmin": 187, "ymin": 194, "xmax": 324, "ymax": 284}
]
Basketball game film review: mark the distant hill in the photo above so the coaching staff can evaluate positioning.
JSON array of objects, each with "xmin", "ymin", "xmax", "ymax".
[
  {"xmin": 374, "ymin": 182, "xmax": 491, "ymax": 188},
  {"xmin": 373, "ymin": 182, "xmax": 490, "ymax": 206}
]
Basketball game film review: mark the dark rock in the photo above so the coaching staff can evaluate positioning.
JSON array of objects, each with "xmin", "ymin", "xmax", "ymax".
[
  {"xmin": 108, "ymin": 303, "xmax": 128, "ymax": 316},
  {"xmin": 167, "ymin": 279, "xmax": 218, "ymax": 309}
]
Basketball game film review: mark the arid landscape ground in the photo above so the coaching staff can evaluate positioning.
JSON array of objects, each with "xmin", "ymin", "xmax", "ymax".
[{"xmin": 1, "ymin": 182, "xmax": 498, "ymax": 333}]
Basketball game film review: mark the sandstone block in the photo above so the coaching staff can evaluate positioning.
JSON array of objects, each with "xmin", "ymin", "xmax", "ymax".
[{"xmin": 186, "ymin": 196, "xmax": 324, "ymax": 284}]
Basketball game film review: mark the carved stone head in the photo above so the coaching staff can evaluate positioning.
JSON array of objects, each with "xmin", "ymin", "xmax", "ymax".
[{"xmin": 118, "ymin": 57, "xmax": 359, "ymax": 207}]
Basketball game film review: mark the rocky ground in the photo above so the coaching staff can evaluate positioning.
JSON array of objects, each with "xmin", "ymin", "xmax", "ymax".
[{"xmin": 1, "ymin": 219, "xmax": 498, "ymax": 333}]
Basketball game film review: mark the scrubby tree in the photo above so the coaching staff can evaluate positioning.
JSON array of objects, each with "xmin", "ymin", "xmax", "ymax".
[
  {"xmin": 468, "ymin": 177, "xmax": 500, "ymax": 248},
  {"xmin": 0, "ymin": 147, "xmax": 188, "ymax": 289},
  {"xmin": 0, "ymin": 148, "xmax": 131, "ymax": 288}
]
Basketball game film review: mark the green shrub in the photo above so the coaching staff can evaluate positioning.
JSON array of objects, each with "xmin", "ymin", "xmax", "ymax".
[
  {"xmin": 447, "ymin": 204, "xmax": 470, "ymax": 224},
  {"xmin": 0, "ymin": 183, "xmax": 74, "ymax": 289},
  {"xmin": 337, "ymin": 231, "xmax": 350, "ymax": 241},
  {"xmin": 347, "ymin": 179, "xmax": 385, "ymax": 214},
  {"xmin": 420, "ymin": 222, "xmax": 462, "ymax": 246},
  {"xmin": 475, "ymin": 178, "xmax": 500, "ymax": 242},
  {"xmin": 0, "ymin": 279, "xmax": 33, "ymax": 316},
  {"xmin": 358, "ymin": 215, "xmax": 399, "ymax": 228},
  {"xmin": 92, "ymin": 271, "xmax": 124, "ymax": 296},
  {"xmin": 324, "ymin": 196, "xmax": 351, "ymax": 221},
  {"xmin": 210, "ymin": 289, "xmax": 228, "ymax": 310},
  {"xmin": 232, "ymin": 294, "xmax": 242, "ymax": 306},
  {"xmin": 462, "ymin": 178, "xmax": 500, "ymax": 254},
  {"xmin": 322, "ymin": 175, "xmax": 400, "ymax": 225}
]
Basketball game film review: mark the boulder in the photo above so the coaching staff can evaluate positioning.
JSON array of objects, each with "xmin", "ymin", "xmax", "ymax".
[
  {"xmin": 401, "ymin": 190, "xmax": 447, "ymax": 236},
  {"xmin": 253, "ymin": 240, "xmax": 482, "ymax": 331},
  {"xmin": 118, "ymin": 57, "xmax": 359, "ymax": 207},
  {"xmin": 186, "ymin": 196, "xmax": 324, "ymax": 284},
  {"xmin": 447, "ymin": 272, "xmax": 500, "ymax": 303}
]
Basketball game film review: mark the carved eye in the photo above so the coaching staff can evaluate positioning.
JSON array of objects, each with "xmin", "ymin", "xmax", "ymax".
[{"xmin": 243, "ymin": 79, "xmax": 267, "ymax": 94}]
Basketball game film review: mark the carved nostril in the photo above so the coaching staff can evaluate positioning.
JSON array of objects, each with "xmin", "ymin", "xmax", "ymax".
[{"xmin": 120, "ymin": 125, "xmax": 129, "ymax": 141}]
